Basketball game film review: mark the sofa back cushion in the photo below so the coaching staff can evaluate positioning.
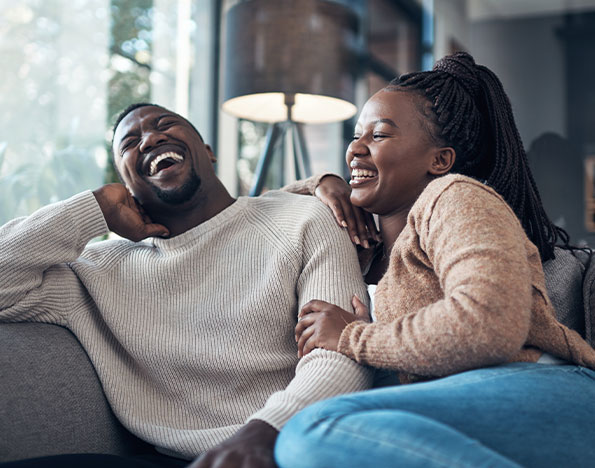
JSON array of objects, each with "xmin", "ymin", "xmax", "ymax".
[
  {"xmin": 543, "ymin": 247, "xmax": 587, "ymax": 338},
  {"xmin": 582, "ymin": 255, "xmax": 595, "ymax": 346}
]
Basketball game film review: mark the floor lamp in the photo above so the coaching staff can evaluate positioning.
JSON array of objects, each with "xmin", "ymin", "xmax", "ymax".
[{"xmin": 221, "ymin": 0, "xmax": 359, "ymax": 195}]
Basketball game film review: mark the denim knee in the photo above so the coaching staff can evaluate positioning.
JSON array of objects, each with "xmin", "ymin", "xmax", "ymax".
[{"xmin": 275, "ymin": 403, "xmax": 330, "ymax": 468}]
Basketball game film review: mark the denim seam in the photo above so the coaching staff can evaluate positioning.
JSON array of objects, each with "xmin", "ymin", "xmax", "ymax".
[
  {"xmin": 325, "ymin": 421, "xmax": 484, "ymax": 468},
  {"xmin": 415, "ymin": 364, "xmax": 579, "ymax": 391}
]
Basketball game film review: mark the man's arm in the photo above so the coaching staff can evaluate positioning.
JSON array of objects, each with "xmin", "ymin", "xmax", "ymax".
[
  {"xmin": 191, "ymin": 197, "xmax": 373, "ymax": 468},
  {"xmin": 0, "ymin": 183, "xmax": 167, "ymax": 324},
  {"xmin": 0, "ymin": 190, "xmax": 107, "ymax": 323}
]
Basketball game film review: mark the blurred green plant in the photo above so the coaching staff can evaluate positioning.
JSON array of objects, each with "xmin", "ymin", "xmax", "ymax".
[
  {"xmin": 105, "ymin": 0, "xmax": 154, "ymax": 184},
  {"xmin": 0, "ymin": 142, "xmax": 104, "ymax": 225}
]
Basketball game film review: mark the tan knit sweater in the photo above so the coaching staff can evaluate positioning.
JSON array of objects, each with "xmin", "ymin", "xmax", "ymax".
[
  {"xmin": 340, "ymin": 174, "xmax": 595, "ymax": 381},
  {"xmin": 286, "ymin": 174, "xmax": 595, "ymax": 382}
]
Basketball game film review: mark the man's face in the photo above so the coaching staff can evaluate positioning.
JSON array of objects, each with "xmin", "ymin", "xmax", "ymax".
[{"xmin": 112, "ymin": 105, "xmax": 216, "ymax": 212}]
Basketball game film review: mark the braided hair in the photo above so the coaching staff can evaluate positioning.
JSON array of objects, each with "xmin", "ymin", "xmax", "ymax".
[{"xmin": 388, "ymin": 52, "xmax": 569, "ymax": 261}]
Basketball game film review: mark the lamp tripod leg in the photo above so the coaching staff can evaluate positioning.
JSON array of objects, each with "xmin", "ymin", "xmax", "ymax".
[
  {"xmin": 250, "ymin": 123, "xmax": 284, "ymax": 196},
  {"xmin": 291, "ymin": 122, "xmax": 312, "ymax": 180}
]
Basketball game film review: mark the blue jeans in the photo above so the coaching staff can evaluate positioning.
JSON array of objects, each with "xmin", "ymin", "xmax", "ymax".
[{"xmin": 275, "ymin": 363, "xmax": 595, "ymax": 468}]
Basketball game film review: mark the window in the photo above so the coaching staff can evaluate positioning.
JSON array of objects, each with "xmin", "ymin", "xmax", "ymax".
[{"xmin": 0, "ymin": 0, "xmax": 217, "ymax": 225}]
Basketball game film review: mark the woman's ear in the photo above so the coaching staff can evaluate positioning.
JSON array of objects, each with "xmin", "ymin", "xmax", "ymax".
[{"xmin": 429, "ymin": 147, "xmax": 456, "ymax": 176}]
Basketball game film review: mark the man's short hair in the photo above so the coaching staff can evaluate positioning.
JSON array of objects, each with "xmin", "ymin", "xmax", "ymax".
[{"xmin": 111, "ymin": 103, "xmax": 204, "ymax": 150}]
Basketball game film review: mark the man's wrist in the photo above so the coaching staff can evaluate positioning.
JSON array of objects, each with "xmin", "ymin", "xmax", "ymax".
[{"xmin": 244, "ymin": 419, "xmax": 279, "ymax": 437}]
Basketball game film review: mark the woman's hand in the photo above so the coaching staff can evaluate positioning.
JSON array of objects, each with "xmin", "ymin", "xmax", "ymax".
[
  {"xmin": 315, "ymin": 175, "xmax": 380, "ymax": 248},
  {"xmin": 295, "ymin": 295, "xmax": 370, "ymax": 358}
]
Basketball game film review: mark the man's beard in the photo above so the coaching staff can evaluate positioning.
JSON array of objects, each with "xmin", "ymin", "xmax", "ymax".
[{"xmin": 150, "ymin": 167, "xmax": 202, "ymax": 205}]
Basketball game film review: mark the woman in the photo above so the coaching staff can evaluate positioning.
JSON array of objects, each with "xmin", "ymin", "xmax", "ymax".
[{"xmin": 275, "ymin": 52, "xmax": 595, "ymax": 468}]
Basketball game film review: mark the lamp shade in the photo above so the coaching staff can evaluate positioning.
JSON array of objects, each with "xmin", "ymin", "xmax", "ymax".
[{"xmin": 222, "ymin": 0, "xmax": 359, "ymax": 124}]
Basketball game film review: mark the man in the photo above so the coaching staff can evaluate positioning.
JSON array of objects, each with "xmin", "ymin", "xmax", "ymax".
[{"xmin": 0, "ymin": 104, "xmax": 372, "ymax": 467}]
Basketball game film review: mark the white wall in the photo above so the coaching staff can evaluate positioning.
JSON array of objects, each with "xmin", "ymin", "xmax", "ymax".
[{"xmin": 468, "ymin": 15, "xmax": 566, "ymax": 146}]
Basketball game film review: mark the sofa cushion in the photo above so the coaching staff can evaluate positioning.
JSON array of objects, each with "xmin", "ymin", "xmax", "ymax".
[
  {"xmin": 582, "ymin": 256, "xmax": 595, "ymax": 347},
  {"xmin": 542, "ymin": 247, "xmax": 587, "ymax": 337},
  {"xmin": 0, "ymin": 323, "xmax": 150, "ymax": 462}
]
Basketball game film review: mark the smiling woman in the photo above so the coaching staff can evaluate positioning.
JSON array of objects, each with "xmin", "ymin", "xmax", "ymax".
[
  {"xmin": 276, "ymin": 51, "xmax": 595, "ymax": 468},
  {"xmin": 347, "ymin": 91, "xmax": 453, "ymax": 219}
]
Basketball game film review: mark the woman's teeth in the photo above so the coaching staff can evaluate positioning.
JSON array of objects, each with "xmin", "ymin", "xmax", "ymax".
[{"xmin": 351, "ymin": 168, "xmax": 377, "ymax": 179}]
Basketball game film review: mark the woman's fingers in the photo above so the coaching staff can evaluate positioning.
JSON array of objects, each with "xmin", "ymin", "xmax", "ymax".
[
  {"xmin": 295, "ymin": 313, "xmax": 317, "ymax": 340},
  {"xmin": 297, "ymin": 325, "xmax": 316, "ymax": 358},
  {"xmin": 339, "ymin": 201, "xmax": 378, "ymax": 248},
  {"xmin": 314, "ymin": 177, "xmax": 377, "ymax": 248},
  {"xmin": 301, "ymin": 333, "xmax": 319, "ymax": 357},
  {"xmin": 352, "ymin": 295, "xmax": 371, "ymax": 322},
  {"xmin": 352, "ymin": 206, "xmax": 376, "ymax": 249},
  {"xmin": 338, "ymin": 197, "xmax": 365, "ymax": 247},
  {"xmin": 298, "ymin": 299, "xmax": 330, "ymax": 318},
  {"xmin": 317, "ymin": 188, "xmax": 360, "ymax": 245},
  {"xmin": 326, "ymin": 199, "xmax": 349, "ymax": 229}
]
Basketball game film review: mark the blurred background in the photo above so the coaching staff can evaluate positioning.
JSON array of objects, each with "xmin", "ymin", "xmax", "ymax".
[{"xmin": 1, "ymin": 0, "xmax": 595, "ymax": 244}]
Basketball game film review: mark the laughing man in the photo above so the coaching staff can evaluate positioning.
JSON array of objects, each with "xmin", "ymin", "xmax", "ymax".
[{"xmin": 0, "ymin": 103, "xmax": 372, "ymax": 468}]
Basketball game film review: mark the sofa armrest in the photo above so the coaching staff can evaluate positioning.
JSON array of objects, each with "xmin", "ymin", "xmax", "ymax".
[{"xmin": 0, "ymin": 322, "xmax": 150, "ymax": 462}]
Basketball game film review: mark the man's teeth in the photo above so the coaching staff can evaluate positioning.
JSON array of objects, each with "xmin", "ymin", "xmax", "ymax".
[
  {"xmin": 351, "ymin": 168, "xmax": 377, "ymax": 178},
  {"xmin": 149, "ymin": 152, "xmax": 184, "ymax": 176}
]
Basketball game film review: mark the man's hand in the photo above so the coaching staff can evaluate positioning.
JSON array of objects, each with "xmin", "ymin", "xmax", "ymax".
[
  {"xmin": 93, "ymin": 184, "xmax": 169, "ymax": 241},
  {"xmin": 188, "ymin": 420, "xmax": 278, "ymax": 468},
  {"xmin": 295, "ymin": 295, "xmax": 370, "ymax": 358}
]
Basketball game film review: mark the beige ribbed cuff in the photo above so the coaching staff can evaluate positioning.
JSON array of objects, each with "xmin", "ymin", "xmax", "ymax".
[
  {"xmin": 65, "ymin": 191, "xmax": 109, "ymax": 247},
  {"xmin": 246, "ymin": 348, "xmax": 372, "ymax": 429}
]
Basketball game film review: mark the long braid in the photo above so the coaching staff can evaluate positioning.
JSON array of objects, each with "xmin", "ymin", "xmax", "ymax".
[{"xmin": 388, "ymin": 52, "xmax": 569, "ymax": 261}]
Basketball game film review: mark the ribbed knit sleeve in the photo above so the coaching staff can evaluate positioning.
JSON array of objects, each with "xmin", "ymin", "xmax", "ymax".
[
  {"xmin": 0, "ymin": 191, "xmax": 108, "ymax": 324},
  {"xmin": 338, "ymin": 177, "xmax": 534, "ymax": 377},
  {"xmin": 247, "ymin": 195, "xmax": 373, "ymax": 428},
  {"xmin": 248, "ymin": 349, "xmax": 371, "ymax": 428}
]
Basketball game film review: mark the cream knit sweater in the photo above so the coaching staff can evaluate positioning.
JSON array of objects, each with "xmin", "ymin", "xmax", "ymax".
[{"xmin": 0, "ymin": 190, "xmax": 372, "ymax": 459}]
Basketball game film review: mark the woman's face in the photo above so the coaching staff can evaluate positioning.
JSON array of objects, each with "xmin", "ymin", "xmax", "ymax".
[{"xmin": 346, "ymin": 89, "xmax": 441, "ymax": 216}]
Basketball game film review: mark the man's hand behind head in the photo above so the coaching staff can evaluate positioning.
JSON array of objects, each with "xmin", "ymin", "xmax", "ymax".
[{"xmin": 93, "ymin": 183, "xmax": 169, "ymax": 241}]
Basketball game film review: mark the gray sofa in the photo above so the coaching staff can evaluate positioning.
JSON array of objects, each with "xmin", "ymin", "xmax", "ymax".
[
  {"xmin": 0, "ymin": 323, "xmax": 152, "ymax": 462},
  {"xmin": 1, "ymin": 248, "xmax": 594, "ymax": 463}
]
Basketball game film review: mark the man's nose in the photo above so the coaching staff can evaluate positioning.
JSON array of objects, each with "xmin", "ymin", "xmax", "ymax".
[{"xmin": 139, "ymin": 130, "xmax": 167, "ymax": 153}]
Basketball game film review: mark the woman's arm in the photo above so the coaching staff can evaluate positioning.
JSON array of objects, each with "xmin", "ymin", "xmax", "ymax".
[
  {"xmin": 338, "ymin": 180, "xmax": 534, "ymax": 377},
  {"xmin": 297, "ymin": 178, "xmax": 537, "ymax": 378}
]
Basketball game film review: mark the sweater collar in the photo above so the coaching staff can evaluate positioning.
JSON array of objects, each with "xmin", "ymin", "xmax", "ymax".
[{"xmin": 151, "ymin": 197, "xmax": 248, "ymax": 250}]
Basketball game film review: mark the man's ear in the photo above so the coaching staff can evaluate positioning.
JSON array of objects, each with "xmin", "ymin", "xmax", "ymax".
[
  {"xmin": 205, "ymin": 144, "xmax": 217, "ymax": 164},
  {"xmin": 429, "ymin": 147, "xmax": 456, "ymax": 176}
]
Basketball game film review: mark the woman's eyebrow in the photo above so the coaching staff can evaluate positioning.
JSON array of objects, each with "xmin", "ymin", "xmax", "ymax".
[{"xmin": 373, "ymin": 118, "xmax": 398, "ymax": 128}]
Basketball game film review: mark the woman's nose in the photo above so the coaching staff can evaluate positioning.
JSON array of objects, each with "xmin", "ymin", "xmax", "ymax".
[{"xmin": 348, "ymin": 138, "xmax": 369, "ymax": 158}]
